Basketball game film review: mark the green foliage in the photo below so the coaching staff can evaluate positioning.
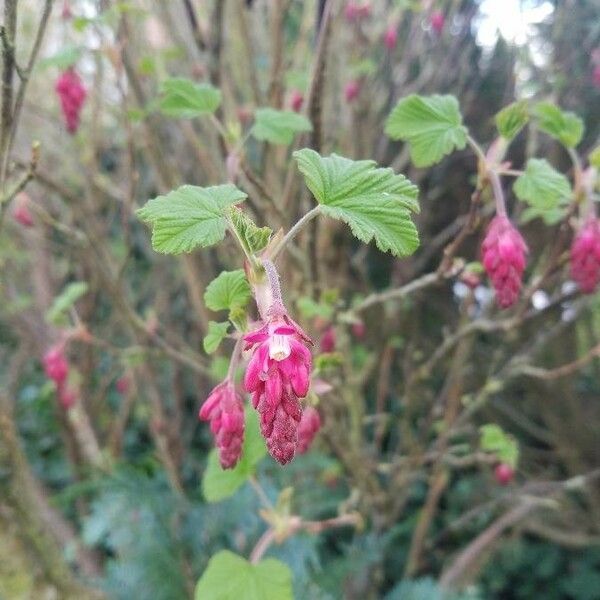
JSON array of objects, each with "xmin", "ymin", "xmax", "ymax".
[
  {"xmin": 204, "ymin": 271, "xmax": 251, "ymax": 313},
  {"xmin": 158, "ymin": 78, "xmax": 222, "ymax": 118},
  {"xmin": 202, "ymin": 409, "xmax": 267, "ymax": 502},
  {"xmin": 229, "ymin": 207, "xmax": 272, "ymax": 254},
  {"xmin": 137, "ymin": 184, "xmax": 247, "ymax": 254},
  {"xmin": 514, "ymin": 159, "xmax": 571, "ymax": 224},
  {"xmin": 252, "ymin": 108, "xmax": 312, "ymax": 145},
  {"xmin": 36, "ymin": 45, "xmax": 82, "ymax": 71},
  {"xmin": 495, "ymin": 101, "xmax": 529, "ymax": 141},
  {"xmin": 296, "ymin": 297, "xmax": 334, "ymax": 320},
  {"xmin": 385, "ymin": 94, "xmax": 467, "ymax": 167},
  {"xmin": 479, "ymin": 424, "xmax": 519, "ymax": 467},
  {"xmin": 386, "ymin": 577, "xmax": 443, "ymax": 600},
  {"xmin": 533, "ymin": 102, "xmax": 584, "ymax": 148},
  {"xmin": 203, "ymin": 321, "xmax": 230, "ymax": 354},
  {"xmin": 195, "ymin": 550, "xmax": 293, "ymax": 600},
  {"xmin": 589, "ymin": 147, "xmax": 600, "ymax": 169},
  {"xmin": 294, "ymin": 149, "xmax": 420, "ymax": 256},
  {"xmin": 45, "ymin": 281, "xmax": 88, "ymax": 326}
]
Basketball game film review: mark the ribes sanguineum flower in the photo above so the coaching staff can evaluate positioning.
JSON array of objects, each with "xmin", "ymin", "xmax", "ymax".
[
  {"xmin": 43, "ymin": 344, "xmax": 69, "ymax": 385},
  {"xmin": 430, "ymin": 10, "xmax": 445, "ymax": 35},
  {"xmin": 199, "ymin": 381, "xmax": 245, "ymax": 469},
  {"xmin": 320, "ymin": 326, "xmax": 336, "ymax": 353},
  {"xmin": 289, "ymin": 89, "xmax": 304, "ymax": 113},
  {"xmin": 494, "ymin": 463, "xmax": 514, "ymax": 485},
  {"xmin": 344, "ymin": 80, "xmax": 361, "ymax": 103},
  {"xmin": 55, "ymin": 68, "xmax": 87, "ymax": 134},
  {"xmin": 13, "ymin": 193, "xmax": 34, "ymax": 227},
  {"xmin": 482, "ymin": 215, "xmax": 528, "ymax": 308},
  {"xmin": 383, "ymin": 25, "xmax": 398, "ymax": 50},
  {"xmin": 297, "ymin": 406, "xmax": 321, "ymax": 454},
  {"xmin": 570, "ymin": 217, "xmax": 600, "ymax": 294}
]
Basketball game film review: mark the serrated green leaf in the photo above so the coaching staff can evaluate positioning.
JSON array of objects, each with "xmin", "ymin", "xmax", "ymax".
[
  {"xmin": 203, "ymin": 321, "xmax": 230, "ymax": 354},
  {"xmin": 294, "ymin": 149, "xmax": 420, "ymax": 256},
  {"xmin": 514, "ymin": 159, "xmax": 571, "ymax": 215},
  {"xmin": 45, "ymin": 282, "xmax": 89, "ymax": 325},
  {"xmin": 252, "ymin": 108, "xmax": 312, "ymax": 145},
  {"xmin": 202, "ymin": 409, "xmax": 266, "ymax": 502},
  {"xmin": 195, "ymin": 551, "xmax": 293, "ymax": 600},
  {"xmin": 204, "ymin": 270, "xmax": 251, "ymax": 312},
  {"xmin": 480, "ymin": 424, "xmax": 519, "ymax": 467},
  {"xmin": 589, "ymin": 147, "xmax": 600, "ymax": 169},
  {"xmin": 495, "ymin": 100, "xmax": 529, "ymax": 141},
  {"xmin": 229, "ymin": 207, "xmax": 272, "ymax": 253},
  {"xmin": 520, "ymin": 205, "xmax": 567, "ymax": 226},
  {"xmin": 137, "ymin": 184, "xmax": 247, "ymax": 254},
  {"xmin": 533, "ymin": 102, "xmax": 584, "ymax": 148},
  {"xmin": 158, "ymin": 77, "xmax": 222, "ymax": 118},
  {"xmin": 385, "ymin": 94, "xmax": 467, "ymax": 167}
]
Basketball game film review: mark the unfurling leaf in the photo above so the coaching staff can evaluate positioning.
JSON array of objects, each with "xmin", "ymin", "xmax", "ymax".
[
  {"xmin": 195, "ymin": 550, "xmax": 293, "ymax": 600},
  {"xmin": 480, "ymin": 424, "xmax": 519, "ymax": 468},
  {"xmin": 229, "ymin": 206, "xmax": 272, "ymax": 253},
  {"xmin": 202, "ymin": 409, "xmax": 266, "ymax": 502},
  {"xmin": 158, "ymin": 77, "xmax": 222, "ymax": 118},
  {"xmin": 294, "ymin": 149, "xmax": 420, "ymax": 256},
  {"xmin": 46, "ymin": 281, "xmax": 89, "ymax": 325},
  {"xmin": 137, "ymin": 184, "xmax": 247, "ymax": 254},
  {"xmin": 204, "ymin": 271, "xmax": 252, "ymax": 313},
  {"xmin": 203, "ymin": 321, "xmax": 230, "ymax": 354},
  {"xmin": 252, "ymin": 108, "xmax": 312, "ymax": 145},
  {"xmin": 495, "ymin": 100, "xmax": 529, "ymax": 141},
  {"xmin": 384, "ymin": 94, "xmax": 467, "ymax": 167},
  {"xmin": 533, "ymin": 102, "xmax": 584, "ymax": 148}
]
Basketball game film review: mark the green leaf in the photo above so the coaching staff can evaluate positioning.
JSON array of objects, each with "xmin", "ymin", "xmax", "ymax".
[
  {"xmin": 158, "ymin": 77, "xmax": 222, "ymax": 118},
  {"xmin": 480, "ymin": 424, "xmax": 519, "ymax": 467},
  {"xmin": 203, "ymin": 321, "xmax": 230, "ymax": 354},
  {"xmin": 294, "ymin": 149, "xmax": 420, "ymax": 256},
  {"xmin": 533, "ymin": 102, "xmax": 584, "ymax": 148},
  {"xmin": 386, "ymin": 577, "xmax": 443, "ymax": 600},
  {"xmin": 251, "ymin": 108, "xmax": 312, "ymax": 145},
  {"xmin": 520, "ymin": 205, "xmax": 566, "ymax": 226},
  {"xmin": 495, "ymin": 100, "xmax": 529, "ymax": 141},
  {"xmin": 204, "ymin": 270, "xmax": 251, "ymax": 312},
  {"xmin": 202, "ymin": 409, "xmax": 267, "ymax": 502},
  {"xmin": 514, "ymin": 159, "xmax": 571, "ymax": 215},
  {"xmin": 37, "ymin": 45, "xmax": 82, "ymax": 71},
  {"xmin": 384, "ymin": 94, "xmax": 467, "ymax": 167},
  {"xmin": 45, "ymin": 282, "xmax": 89, "ymax": 325},
  {"xmin": 589, "ymin": 147, "xmax": 600, "ymax": 169},
  {"xmin": 296, "ymin": 297, "xmax": 334, "ymax": 320},
  {"xmin": 136, "ymin": 184, "xmax": 247, "ymax": 254},
  {"xmin": 195, "ymin": 551, "xmax": 293, "ymax": 600},
  {"xmin": 229, "ymin": 206, "xmax": 272, "ymax": 253}
]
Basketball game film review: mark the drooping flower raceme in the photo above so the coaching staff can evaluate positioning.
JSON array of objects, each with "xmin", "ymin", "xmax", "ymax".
[
  {"xmin": 482, "ymin": 215, "xmax": 528, "ymax": 308},
  {"xmin": 297, "ymin": 406, "xmax": 321, "ymax": 454},
  {"xmin": 55, "ymin": 68, "xmax": 87, "ymax": 134},
  {"xmin": 199, "ymin": 381, "xmax": 245, "ymax": 469},
  {"xmin": 43, "ymin": 344, "xmax": 69, "ymax": 385},
  {"xmin": 570, "ymin": 217, "xmax": 600, "ymax": 294}
]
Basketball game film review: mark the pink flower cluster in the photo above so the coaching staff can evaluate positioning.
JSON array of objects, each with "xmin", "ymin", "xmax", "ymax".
[
  {"xmin": 199, "ymin": 381, "xmax": 245, "ymax": 469},
  {"xmin": 344, "ymin": 1, "xmax": 371, "ymax": 22},
  {"xmin": 345, "ymin": 80, "xmax": 361, "ymax": 103},
  {"xmin": 55, "ymin": 69, "xmax": 87, "ymax": 134},
  {"xmin": 384, "ymin": 25, "xmax": 398, "ymax": 51},
  {"xmin": 13, "ymin": 193, "xmax": 34, "ymax": 227},
  {"xmin": 43, "ymin": 344, "xmax": 77, "ymax": 409},
  {"xmin": 482, "ymin": 215, "xmax": 528, "ymax": 308},
  {"xmin": 430, "ymin": 11, "xmax": 445, "ymax": 35},
  {"xmin": 570, "ymin": 217, "xmax": 600, "ymax": 294},
  {"xmin": 297, "ymin": 406, "xmax": 321, "ymax": 454},
  {"xmin": 244, "ymin": 311, "xmax": 312, "ymax": 465},
  {"xmin": 288, "ymin": 90, "xmax": 304, "ymax": 113}
]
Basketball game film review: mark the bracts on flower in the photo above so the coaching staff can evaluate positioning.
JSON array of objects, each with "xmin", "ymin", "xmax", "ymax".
[
  {"xmin": 570, "ymin": 217, "xmax": 600, "ymax": 294},
  {"xmin": 199, "ymin": 381, "xmax": 245, "ymax": 469},
  {"xmin": 482, "ymin": 215, "xmax": 528, "ymax": 308},
  {"xmin": 297, "ymin": 406, "xmax": 321, "ymax": 454}
]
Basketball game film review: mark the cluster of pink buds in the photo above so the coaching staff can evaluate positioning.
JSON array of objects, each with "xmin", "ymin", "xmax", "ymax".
[
  {"xmin": 344, "ymin": 80, "xmax": 361, "ymax": 103},
  {"xmin": 297, "ymin": 406, "xmax": 321, "ymax": 454},
  {"xmin": 43, "ymin": 343, "xmax": 77, "ymax": 409},
  {"xmin": 55, "ymin": 68, "xmax": 87, "ymax": 134},
  {"xmin": 494, "ymin": 463, "xmax": 514, "ymax": 486},
  {"xmin": 199, "ymin": 381, "xmax": 245, "ymax": 469},
  {"xmin": 570, "ymin": 217, "xmax": 600, "ymax": 294},
  {"xmin": 243, "ymin": 260, "xmax": 313, "ymax": 465},
  {"xmin": 13, "ymin": 192, "xmax": 34, "ymax": 227},
  {"xmin": 384, "ymin": 24, "xmax": 398, "ymax": 51},
  {"xmin": 430, "ymin": 10, "xmax": 445, "ymax": 35},
  {"xmin": 481, "ymin": 215, "xmax": 528, "ymax": 308},
  {"xmin": 344, "ymin": 1, "xmax": 371, "ymax": 22},
  {"xmin": 288, "ymin": 89, "xmax": 304, "ymax": 113},
  {"xmin": 320, "ymin": 326, "xmax": 336, "ymax": 353}
]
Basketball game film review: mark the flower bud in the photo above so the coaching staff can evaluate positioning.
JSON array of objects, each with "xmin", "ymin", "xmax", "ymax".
[
  {"xmin": 384, "ymin": 25, "xmax": 398, "ymax": 50},
  {"xmin": 13, "ymin": 193, "xmax": 34, "ymax": 227},
  {"xmin": 43, "ymin": 344, "xmax": 69, "ymax": 385},
  {"xmin": 570, "ymin": 217, "xmax": 600, "ymax": 294},
  {"xmin": 430, "ymin": 11, "xmax": 445, "ymax": 35},
  {"xmin": 494, "ymin": 463, "xmax": 514, "ymax": 486},
  {"xmin": 344, "ymin": 80, "xmax": 360, "ymax": 103},
  {"xmin": 297, "ymin": 406, "xmax": 321, "ymax": 454},
  {"xmin": 288, "ymin": 90, "xmax": 304, "ymax": 113}
]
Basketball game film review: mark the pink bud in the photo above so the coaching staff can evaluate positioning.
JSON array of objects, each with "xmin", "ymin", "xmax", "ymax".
[
  {"xmin": 61, "ymin": 1, "xmax": 72, "ymax": 19},
  {"xmin": 344, "ymin": 80, "xmax": 361, "ymax": 103},
  {"xmin": 344, "ymin": 2, "xmax": 371, "ymax": 22},
  {"xmin": 593, "ymin": 65, "xmax": 600, "ymax": 89},
  {"xmin": 55, "ymin": 69, "xmax": 86, "ymax": 134},
  {"xmin": 570, "ymin": 217, "xmax": 600, "ymax": 294},
  {"xmin": 115, "ymin": 376, "xmax": 130, "ymax": 395},
  {"xmin": 320, "ymin": 326, "xmax": 336, "ymax": 353},
  {"xmin": 481, "ymin": 216, "xmax": 528, "ymax": 308},
  {"xmin": 199, "ymin": 382, "xmax": 245, "ymax": 469},
  {"xmin": 384, "ymin": 25, "xmax": 398, "ymax": 50},
  {"xmin": 288, "ymin": 89, "xmax": 304, "ymax": 113},
  {"xmin": 13, "ymin": 193, "xmax": 34, "ymax": 227},
  {"xmin": 43, "ymin": 344, "xmax": 69, "ymax": 385},
  {"xmin": 494, "ymin": 463, "xmax": 514, "ymax": 486},
  {"xmin": 58, "ymin": 385, "xmax": 77, "ymax": 410},
  {"xmin": 430, "ymin": 11, "xmax": 445, "ymax": 35},
  {"xmin": 351, "ymin": 320, "xmax": 366, "ymax": 339},
  {"xmin": 297, "ymin": 406, "xmax": 321, "ymax": 454}
]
